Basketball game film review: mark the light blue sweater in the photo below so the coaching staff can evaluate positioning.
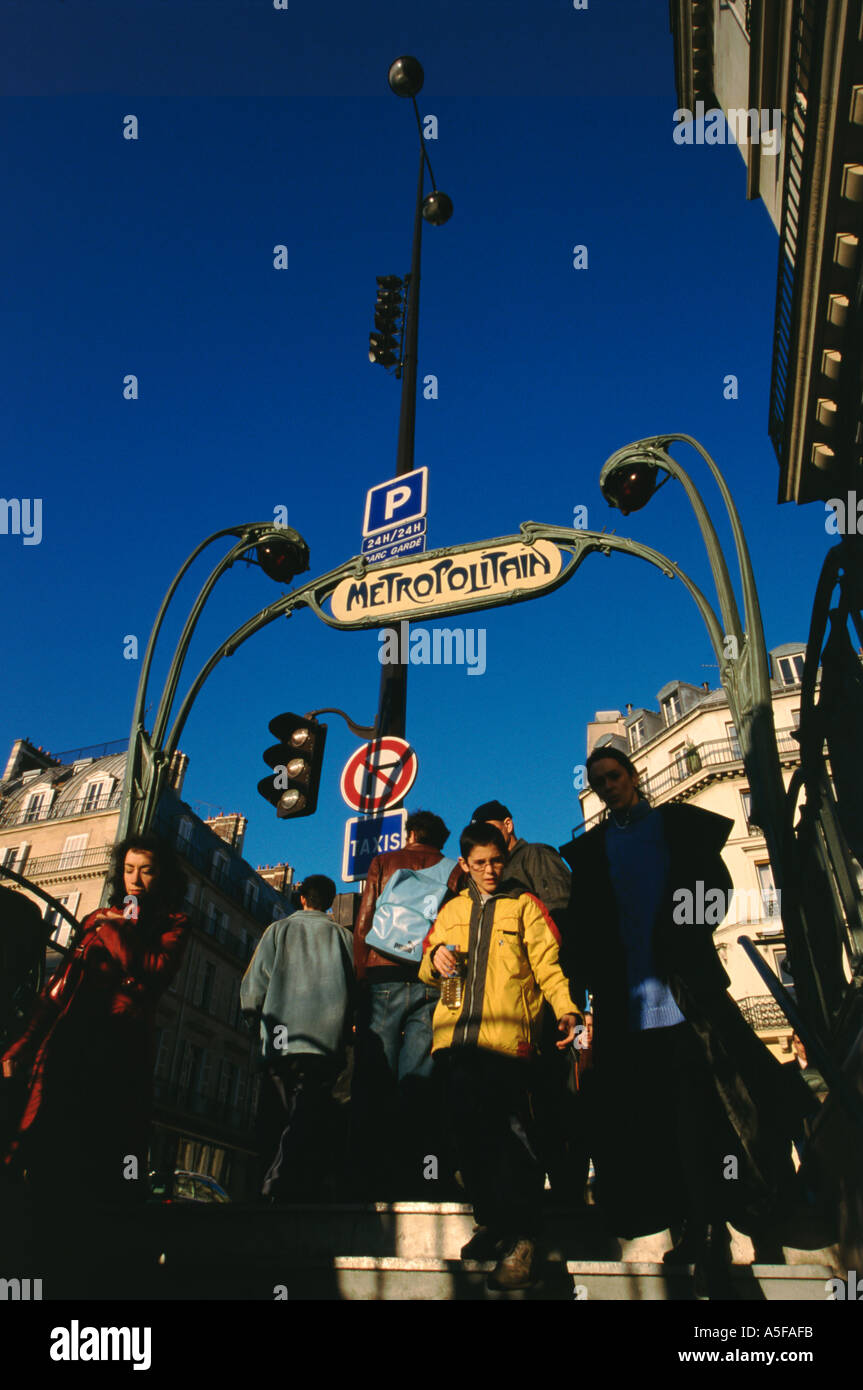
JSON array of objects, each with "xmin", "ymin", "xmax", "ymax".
[{"xmin": 240, "ymin": 909, "xmax": 354, "ymax": 1061}]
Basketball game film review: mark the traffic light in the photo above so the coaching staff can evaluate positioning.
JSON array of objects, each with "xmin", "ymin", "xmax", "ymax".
[
  {"xmin": 369, "ymin": 275, "xmax": 404, "ymax": 369},
  {"xmin": 258, "ymin": 713, "xmax": 328, "ymax": 819}
]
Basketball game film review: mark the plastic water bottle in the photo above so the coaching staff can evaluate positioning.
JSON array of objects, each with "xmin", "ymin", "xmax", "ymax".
[{"xmin": 441, "ymin": 945, "xmax": 464, "ymax": 1010}]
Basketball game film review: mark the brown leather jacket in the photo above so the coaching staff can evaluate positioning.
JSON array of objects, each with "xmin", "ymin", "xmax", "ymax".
[{"xmin": 354, "ymin": 844, "xmax": 462, "ymax": 980}]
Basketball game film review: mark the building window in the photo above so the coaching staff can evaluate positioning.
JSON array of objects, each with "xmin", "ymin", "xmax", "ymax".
[
  {"xmin": 177, "ymin": 817, "xmax": 193, "ymax": 850},
  {"xmin": 58, "ymin": 834, "xmax": 89, "ymax": 870},
  {"xmin": 791, "ymin": 708, "xmax": 801, "ymax": 728},
  {"xmin": 772, "ymin": 948, "xmax": 794, "ymax": 986},
  {"xmin": 155, "ymin": 1029, "xmax": 171, "ymax": 1078},
  {"xmin": 243, "ymin": 880, "xmax": 259, "ymax": 913},
  {"xmin": 0, "ymin": 842, "xmax": 30, "ymax": 874},
  {"xmin": 211, "ymin": 851, "xmax": 229, "ymax": 887},
  {"xmin": 44, "ymin": 891, "xmax": 80, "ymax": 947},
  {"xmin": 777, "ymin": 653, "xmax": 805, "ymax": 686},
  {"xmin": 740, "ymin": 790, "xmax": 760, "ymax": 833},
  {"xmin": 670, "ymin": 744, "xmax": 688, "ymax": 781},
  {"xmin": 628, "ymin": 719, "xmax": 645, "ymax": 752},
  {"xmin": 756, "ymin": 862, "xmax": 781, "ymax": 921},
  {"xmin": 81, "ymin": 779, "xmax": 110, "ymax": 812},
  {"xmin": 662, "ymin": 693, "xmax": 682, "ymax": 726},
  {"xmin": 725, "ymin": 722, "xmax": 742, "ymax": 759},
  {"xmin": 22, "ymin": 789, "xmax": 50, "ymax": 824},
  {"xmin": 193, "ymin": 959, "xmax": 216, "ymax": 1010}
]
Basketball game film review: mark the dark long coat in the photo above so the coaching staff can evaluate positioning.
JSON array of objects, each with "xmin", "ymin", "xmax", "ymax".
[{"xmin": 559, "ymin": 803, "xmax": 815, "ymax": 1233}]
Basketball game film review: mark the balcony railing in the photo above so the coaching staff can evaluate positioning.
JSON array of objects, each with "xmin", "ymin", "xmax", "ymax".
[
  {"xmin": 25, "ymin": 844, "xmax": 114, "ymax": 877},
  {"xmin": 737, "ymin": 994, "xmax": 790, "ymax": 1030},
  {"xmin": 578, "ymin": 730, "xmax": 801, "ymax": 834},
  {"xmin": 1, "ymin": 786, "xmax": 123, "ymax": 830}
]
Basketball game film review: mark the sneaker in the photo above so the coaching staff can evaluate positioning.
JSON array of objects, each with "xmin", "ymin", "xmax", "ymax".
[
  {"xmin": 460, "ymin": 1226, "xmax": 502, "ymax": 1261},
  {"xmin": 486, "ymin": 1238, "xmax": 538, "ymax": 1291}
]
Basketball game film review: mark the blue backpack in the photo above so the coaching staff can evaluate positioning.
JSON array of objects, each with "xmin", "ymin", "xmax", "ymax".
[{"xmin": 365, "ymin": 857, "xmax": 459, "ymax": 963}]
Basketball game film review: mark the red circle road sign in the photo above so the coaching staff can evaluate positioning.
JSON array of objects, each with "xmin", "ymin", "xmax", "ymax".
[{"xmin": 339, "ymin": 738, "xmax": 418, "ymax": 813}]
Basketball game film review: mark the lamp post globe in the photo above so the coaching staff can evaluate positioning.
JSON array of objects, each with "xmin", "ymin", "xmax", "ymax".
[
  {"xmin": 422, "ymin": 190, "xmax": 454, "ymax": 226},
  {"xmin": 599, "ymin": 443, "xmax": 666, "ymax": 516},
  {"xmin": 388, "ymin": 55, "xmax": 424, "ymax": 98},
  {"xmin": 255, "ymin": 528, "xmax": 310, "ymax": 583}
]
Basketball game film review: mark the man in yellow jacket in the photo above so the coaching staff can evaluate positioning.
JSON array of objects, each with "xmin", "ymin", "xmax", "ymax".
[{"xmin": 419, "ymin": 820, "xmax": 580, "ymax": 1290}]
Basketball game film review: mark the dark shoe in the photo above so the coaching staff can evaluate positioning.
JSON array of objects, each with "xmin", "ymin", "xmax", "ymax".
[
  {"xmin": 460, "ymin": 1226, "xmax": 502, "ymax": 1261},
  {"xmin": 663, "ymin": 1223, "xmax": 701, "ymax": 1265},
  {"xmin": 692, "ymin": 1224, "xmax": 736, "ymax": 1301},
  {"xmin": 487, "ymin": 1238, "xmax": 538, "ymax": 1291}
]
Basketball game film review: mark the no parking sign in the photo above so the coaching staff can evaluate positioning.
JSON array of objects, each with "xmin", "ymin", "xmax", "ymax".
[{"xmin": 339, "ymin": 737, "xmax": 418, "ymax": 814}]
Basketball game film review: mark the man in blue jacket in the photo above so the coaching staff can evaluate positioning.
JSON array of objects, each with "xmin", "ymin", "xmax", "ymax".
[{"xmin": 241, "ymin": 874, "xmax": 354, "ymax": 1201}]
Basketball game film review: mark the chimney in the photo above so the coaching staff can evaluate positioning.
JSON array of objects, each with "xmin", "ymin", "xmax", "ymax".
[
  {"xmin": 205, "ymin": 812, "xmax": 247, "ymax": 854},
  {"xmin": 2, "ymin": 738, "xmax": 60, "ymax": 784},
  {"xmin": 168, "ymin": 750, "xmax": 189, "ymax": 796}
]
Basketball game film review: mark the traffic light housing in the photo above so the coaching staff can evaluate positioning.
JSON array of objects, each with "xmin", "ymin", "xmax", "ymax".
[
  {"xmin": 258, "ymin": 713, "xmax": 327, "ymax": 819},
  {"xmin": 369, "ymin": 275, "xmax": 404, "ymax": 369}
]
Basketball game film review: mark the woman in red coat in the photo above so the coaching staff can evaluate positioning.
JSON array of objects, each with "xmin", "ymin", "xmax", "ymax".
[{"xmin": 1, "ymin": 833, "xmax": 189, "ymax": 1204}]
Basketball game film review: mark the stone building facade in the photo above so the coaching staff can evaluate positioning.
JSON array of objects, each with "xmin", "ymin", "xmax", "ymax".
[
  {"xmin": 0, "ymin": 736, "xmax": 295, "ymax": 1197},
  {"xmin": 575, "ymin": 643, "xmax": 808, "ymax": 1060}
]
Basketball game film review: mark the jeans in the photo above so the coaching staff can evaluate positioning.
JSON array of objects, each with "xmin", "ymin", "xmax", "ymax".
[{"xmin": 367, "ymin": 978, "xmax": 437, "ymax": 1082}]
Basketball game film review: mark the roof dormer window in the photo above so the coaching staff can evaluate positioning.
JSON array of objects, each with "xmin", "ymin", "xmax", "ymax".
[
  {"xmin": 662, "ymin": 692, "xmax": 682, "ymax": 726},
  {"xmin": 776, "ymin": 652, "xmax": 805, "ymax": 686}
]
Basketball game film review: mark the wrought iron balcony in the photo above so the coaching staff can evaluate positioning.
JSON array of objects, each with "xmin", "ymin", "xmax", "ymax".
[
  {"xmin": 0, "ymin": 786, "xmax": 123, "ymax": 830},
  {"xmin": 737, "ymin": 994, "xmax": 791, "ymax": 1030},
  {"xmin": 24, "ymin": 844, "xmax": 114, "ymax": 877}
]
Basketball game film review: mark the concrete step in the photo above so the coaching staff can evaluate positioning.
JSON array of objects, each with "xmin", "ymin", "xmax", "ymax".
[
  {"xmin": 127, "ymin": 1202, "xmax": 838, "ymax": 1300},
  {"xmin": 8, "ymin": 1199, "xmax": 838, "ymax": 1300},
  {"xmin": 133, "ymin": 1253, "xmax": 836, "ymax": 1301},
  {"xmin": 132, "ymin": 1199, "xmax": 839, "ymax": 1265}
]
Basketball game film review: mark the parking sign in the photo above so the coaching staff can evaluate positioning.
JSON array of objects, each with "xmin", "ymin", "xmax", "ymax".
[{"xmin": 363, "ymin": 467, "xmax": 428, "ymax": 538}]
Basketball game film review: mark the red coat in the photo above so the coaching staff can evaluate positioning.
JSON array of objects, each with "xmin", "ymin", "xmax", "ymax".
[{"xmin": 2, "ymin": 905, "xmax": 189, "ymax": 1193}]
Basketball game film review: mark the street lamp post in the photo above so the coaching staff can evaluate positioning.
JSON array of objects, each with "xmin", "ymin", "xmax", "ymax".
[
  {"xmin": 114, "ymin": 522, "xmax": 312, "ymax": 851},
  {"xmin": 599, "ymin": 433, "xmax": 788, "ymax": 893},
  {"xmin": 374, "ymin": 56, "xmax": 452, "ymax": 741}
]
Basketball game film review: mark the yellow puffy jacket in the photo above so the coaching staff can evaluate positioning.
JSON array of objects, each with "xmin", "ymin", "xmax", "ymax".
[{"xmin": 418, "ymin": 882, "xmax": 580, "ymax": 1058}]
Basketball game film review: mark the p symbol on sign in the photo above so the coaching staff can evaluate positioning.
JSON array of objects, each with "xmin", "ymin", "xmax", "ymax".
[{"xmin": 384, "ymin": 485, "xmax": 412, "ymax": 521}]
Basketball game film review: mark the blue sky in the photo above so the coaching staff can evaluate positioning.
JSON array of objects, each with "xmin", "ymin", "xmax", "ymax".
[{"xmin": 1, "ymin": 0, "xmax": 828, "ymax": 884}]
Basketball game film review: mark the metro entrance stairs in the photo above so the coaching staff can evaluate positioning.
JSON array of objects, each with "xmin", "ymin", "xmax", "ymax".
[{"xmin": 46, "ymin": 1199, "xmax": 837, "ymax": 1300}]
